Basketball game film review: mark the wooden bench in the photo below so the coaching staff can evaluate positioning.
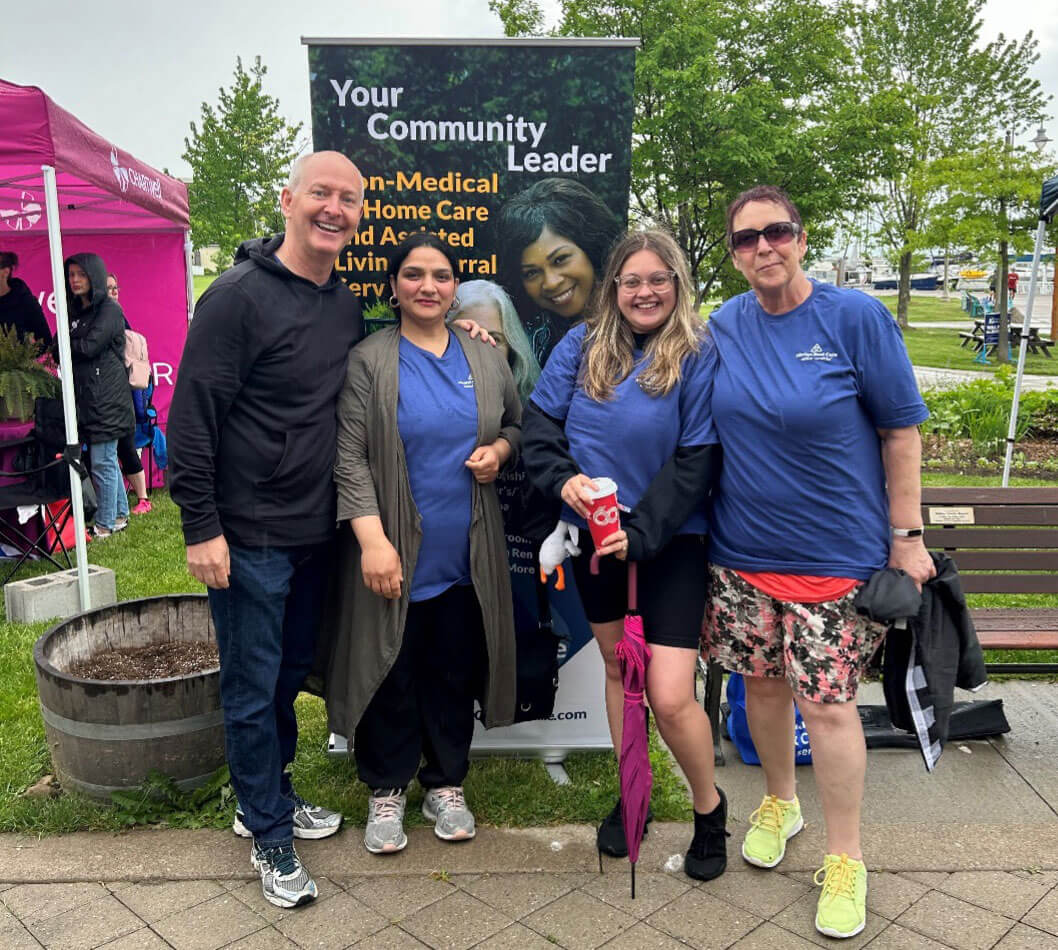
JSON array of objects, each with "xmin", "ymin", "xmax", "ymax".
[
  {"xmin": 701, "ymin": 486, "xmax": 1058, "ymax": 764},
  {"xmin": 921, "ymin": 487, "xmax": 1058, "ymax": 673}
]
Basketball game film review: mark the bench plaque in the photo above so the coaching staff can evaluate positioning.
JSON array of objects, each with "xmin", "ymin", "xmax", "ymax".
[{"xmin": 928, "ymin": 506, "xmax": 976, "ymax": 524}]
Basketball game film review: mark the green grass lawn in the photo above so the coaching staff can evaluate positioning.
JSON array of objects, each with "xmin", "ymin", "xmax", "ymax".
[
  {"xmin": 192, "ymin": 274, "xmax": 216, "ymax": 302},
  {"xmin": 903, "ymin": 326, "xmax": 1058, "ymax": 377},
  {"xmin": 0, "ymin": 493, "xmax": 691, "ymax": 833},
  {"xmin": 876, "ymin": 294, "xmax": 967, "ymax": 323}
]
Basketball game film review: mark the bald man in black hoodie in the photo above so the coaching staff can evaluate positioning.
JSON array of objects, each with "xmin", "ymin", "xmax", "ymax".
[{"xmin": 169, "ymin": 152, "xmax": 364, "ymax": 910}]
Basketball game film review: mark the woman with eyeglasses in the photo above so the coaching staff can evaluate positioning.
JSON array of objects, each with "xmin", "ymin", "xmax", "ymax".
[
  {"xmin": 702, "ymin": 186, "xmax": 933, "ymax": 939},
  {"xmin": 523, "ymin": 229, "xmax": 728, "ymax": 883}
]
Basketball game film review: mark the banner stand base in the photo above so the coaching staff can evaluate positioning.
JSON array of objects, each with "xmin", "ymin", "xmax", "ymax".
[{"xmin": 545, "ymin": 763, "xmax": 571, "ymax": 785}]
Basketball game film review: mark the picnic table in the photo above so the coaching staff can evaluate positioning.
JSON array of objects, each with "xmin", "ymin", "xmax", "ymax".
[
  {"xmin": 960, "ymin": 319, "xmax": 1054, "ymax": 358},
  {"xmin": 956, "ymin": 293, "xmax": 1053, "ymax": 358}
]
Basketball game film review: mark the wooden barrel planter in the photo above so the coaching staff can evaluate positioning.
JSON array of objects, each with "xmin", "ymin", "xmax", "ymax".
[{"xmin": 33, "ymin": 594, "xmax": 225, "ymax": 800}]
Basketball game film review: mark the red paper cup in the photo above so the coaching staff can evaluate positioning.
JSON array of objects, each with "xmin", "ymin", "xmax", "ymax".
[{"xmin": 585, "ymin": 477, "xmax": 620, "ymax": 549}]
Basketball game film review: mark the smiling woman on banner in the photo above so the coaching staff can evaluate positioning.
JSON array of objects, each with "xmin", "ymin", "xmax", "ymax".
[
  {"xmin": 702, "ymin": 186, "xmax": 933, "ymax": 940},
  {"xmin": 522, "ymin": 229, "xmax": 728, "ymax": 882},
  {"xmin": 321, "ymin": 232, "xmax": 520, "ymax": 858},
  {"xmin": 498, "ymin": 177, "xmax": 622, "ymax": 367}
]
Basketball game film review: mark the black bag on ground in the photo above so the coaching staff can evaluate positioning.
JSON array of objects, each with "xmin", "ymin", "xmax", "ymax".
[
  {"xmin": 479, "ymin": 578, "xmax": 564, "ymax": 725},
  {"xmin": 859, "ymin": 700, "xmax": 1010, "ymax": 748}
]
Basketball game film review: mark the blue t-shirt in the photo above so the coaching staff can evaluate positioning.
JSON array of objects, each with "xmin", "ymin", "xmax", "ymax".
[
  {"xmin": 530, "ymin": 322, "xmax": 718, "ymax": 534},
  {"xmin": 397, "ymin": 334, "xmax": 478, "ymax": 601},
  {"xmin": 708, "ymin": 281, "xmax": 929, "ymax": 580}
]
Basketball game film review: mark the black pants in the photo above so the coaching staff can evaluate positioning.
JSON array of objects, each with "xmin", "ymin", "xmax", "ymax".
[
  {"xmin": 116, "ymin": 429, "xmax": 143, "ymax": 477},
  {"xmin": 355, "ymin": 583, "xmax": 487, "ymax": 790}
]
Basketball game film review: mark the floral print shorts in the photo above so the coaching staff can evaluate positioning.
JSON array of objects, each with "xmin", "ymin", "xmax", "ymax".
[{"xmin": 702, "ymin": 563, "xmax": 888, "ymax": 704}]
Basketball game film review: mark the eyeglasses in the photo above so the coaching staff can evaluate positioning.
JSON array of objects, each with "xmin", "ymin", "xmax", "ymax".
[
  {"xmin": 729, "ymin": 221, "xmax": 802, "ymax": 253},
  {"xmin": 615, "ymin": 271, "xmax": 676, "ymax": 292},
  {"xmin": 107, "ymin": 285, "xmax": 119, "ymax": 294}
]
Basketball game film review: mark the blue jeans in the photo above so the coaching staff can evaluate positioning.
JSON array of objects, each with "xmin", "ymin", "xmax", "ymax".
[
  {"xmin": 89, "ymin": 440, "xmax": 129, "ymax": 530},
  {"xmin": 207, "ymin": 540, "xmax": 332, "ymax": 848}
]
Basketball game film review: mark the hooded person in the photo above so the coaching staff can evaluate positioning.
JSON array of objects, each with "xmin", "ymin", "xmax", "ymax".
[
  {"xmin": 63, "ymin": 252, "xmax": 134, "ymax": 536},
  {"xmin": 0, "ymin": 251, "xmax": 53, "ymax": 348}
]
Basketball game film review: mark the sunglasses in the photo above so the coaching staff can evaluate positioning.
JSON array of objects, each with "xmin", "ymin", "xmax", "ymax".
[{"xmin": 730, "ymin": 221, "xmax": 802, "ymax": 253}]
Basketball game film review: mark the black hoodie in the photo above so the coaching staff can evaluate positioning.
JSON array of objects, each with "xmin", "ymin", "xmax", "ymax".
[
  {"xmin": 63, "ymin": 253, "xmax": 134, "ymax": 442},
  {"xmin": 0, "ymin": 276, "xmax": 52, "ymax": 348},
  {"xmin": 168, "ymin": 234, "xmax": 364, "ymax": 548}
]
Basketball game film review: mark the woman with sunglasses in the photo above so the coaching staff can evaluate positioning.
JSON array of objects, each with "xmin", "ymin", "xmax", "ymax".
[
  {"xmin": 523, "ymin": 229, "xmax": 727, "ymax": 882},
  {"xmin": 702, "ymin": 186, "xmax": 933, "ymax": 939}
]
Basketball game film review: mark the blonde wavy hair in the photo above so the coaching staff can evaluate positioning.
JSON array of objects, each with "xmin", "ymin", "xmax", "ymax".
[{"xmin": 582, "ymin": 229, "xmax": 703, "ymax": 402}]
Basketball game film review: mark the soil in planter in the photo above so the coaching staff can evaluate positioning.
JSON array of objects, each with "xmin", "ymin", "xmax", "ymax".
[{"xmin": 68, "ymin": 641, "xmax": 219, "ymax": 680}]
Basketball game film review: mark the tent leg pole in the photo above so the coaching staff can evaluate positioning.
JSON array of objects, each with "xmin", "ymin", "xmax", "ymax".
[
  {"xmin": 42, "ymin": 165, "xmax": 90, "ymax": 611},
  {"xmin": 183, "ymin": 230, "xmax": 194, "ymax": 326}
]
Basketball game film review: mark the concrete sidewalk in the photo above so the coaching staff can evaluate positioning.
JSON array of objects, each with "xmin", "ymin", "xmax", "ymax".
[{"xmin": 3, "ymin": 681, "xmax": 1058, "ymax": 949}]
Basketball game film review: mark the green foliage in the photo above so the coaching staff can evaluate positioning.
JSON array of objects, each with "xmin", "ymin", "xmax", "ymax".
[
  {"xmin": 850, "ymin": 0, "xmax": 1049, "ymax": 326},
  {"xmin": 110, "ymin": 766, "xmax": 233, "ymax": 828},
  {"xmin": 920, "ymin": 369, "xmax": 1055, "ymax": 454},
  {"xmin": 0, "ymin": 326, "xmax": 60, "ymax": 420},
  {"xmin": 183, "ymin": 56, "xmax": 303, "ymax": 270},
  {"xmin": 493, "ymin": 0, "xmax": 867, "ymax": 304}
]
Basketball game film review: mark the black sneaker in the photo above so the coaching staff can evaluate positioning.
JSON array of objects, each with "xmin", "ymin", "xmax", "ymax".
[
  {"xmin": 684, "ymin": 787, "xmax": 730, "ymax": 882},
  {"xmin": 597, "ymin": 798, "xmax": 654, "ymax": 858}
]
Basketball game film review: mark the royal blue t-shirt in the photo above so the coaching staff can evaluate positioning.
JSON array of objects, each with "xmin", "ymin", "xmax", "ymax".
[
  {"xmin": 397, "ymin": 333, "xmax": 478, "ymax": 601},
  {"xmin": 708, "ymin": 282, "xmax": 929, "ymax": 580},
  {"xmin": 530, "ymin": 322, "xmax": 718, "ymax": 534}
]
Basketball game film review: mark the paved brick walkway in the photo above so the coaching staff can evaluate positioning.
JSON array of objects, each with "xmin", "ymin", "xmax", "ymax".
[{"xmin": 3, "ymin": 863, "xmax": 1057, "ymax": 949}]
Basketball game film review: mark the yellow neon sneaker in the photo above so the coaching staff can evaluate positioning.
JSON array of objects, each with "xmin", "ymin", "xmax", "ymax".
[
  {"xmin": 814, "ymin": 853, "xmax": 867, "ymax": 939},
  {"xmin": 741, "ymin": 794, "xmax": 803, "ymax": 868}
]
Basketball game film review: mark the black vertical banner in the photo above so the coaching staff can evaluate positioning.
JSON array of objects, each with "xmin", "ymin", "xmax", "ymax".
[{"xmin": 306, "ymin": 38, "xmax": 637, "ymax": 755}]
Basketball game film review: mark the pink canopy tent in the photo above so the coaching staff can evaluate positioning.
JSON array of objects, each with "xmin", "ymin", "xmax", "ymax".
[{"xmin": 0, "ymin": 78, "xmax": 192, "ymax": 608}]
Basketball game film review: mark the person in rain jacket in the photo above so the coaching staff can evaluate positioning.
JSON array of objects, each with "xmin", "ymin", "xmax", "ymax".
[{"xmin": 63, "ymin": 253, "xmax": 134, "ymax": 536}]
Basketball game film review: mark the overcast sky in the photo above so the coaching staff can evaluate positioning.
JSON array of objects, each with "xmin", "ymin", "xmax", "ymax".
[{"xmin": 3, "ymin": 0, "xmax": 1055, "ymax": 180}]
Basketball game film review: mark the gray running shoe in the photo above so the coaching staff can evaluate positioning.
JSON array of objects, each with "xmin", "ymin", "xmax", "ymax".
[
  {"xmin": 250, "ymin": 841, "xmax": 317, "ymax": 908},
  {"xmin": 233, "ymin": 791, "xmax": 343, "ymax": 840},
  {"xmin": 364, "ymin": 788, "xmax": 408, "ymax": 854},
  {"xmin": 422, "ymin": 786, "xmax": 476, "ymax": 841}
]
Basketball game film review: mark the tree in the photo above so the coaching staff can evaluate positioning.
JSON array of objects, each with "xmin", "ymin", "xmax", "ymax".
[
  {"xmin": 183, "ymin": 56, "xmax": 304, "ymax": 269},
  {"xmin": 491, "ymin": 0, "xmax": 874, "ymax": 304},
  {"xmin": 851, "ymin": 0, "xmax": 1048, "ymax": 327},
  {"xmin": 922, "ymin": 143, "xmax": 1055, "ymax": 358}
]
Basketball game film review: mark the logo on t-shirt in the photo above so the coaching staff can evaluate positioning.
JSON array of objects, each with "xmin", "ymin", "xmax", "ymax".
[
  {"xmin": 458, "ymin": 372, "xmax": 475, "ymax": 390},
  {"xmin": 796, "ymin": 343, "xmax": 838, "ymax": 362}
]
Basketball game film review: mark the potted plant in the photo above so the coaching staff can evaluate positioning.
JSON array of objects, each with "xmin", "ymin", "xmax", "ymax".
[{"xmin": 0, "ymin": 325, "xmax": 60, "ymax": 422}]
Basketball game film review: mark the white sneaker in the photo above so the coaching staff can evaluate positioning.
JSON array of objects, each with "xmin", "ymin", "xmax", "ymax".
[
  {"xmin": 250, "ymin": 841, "xmax": 317, "ymax": 909},
  {"xmin": 422, "ymin": 786, "xmax": 476, "ymax": 841}
]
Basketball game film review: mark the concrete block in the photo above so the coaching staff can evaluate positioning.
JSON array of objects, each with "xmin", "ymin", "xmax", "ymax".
[{"xmin": 4, "ymin": 566, "xmax": 117, "ymax": 622}]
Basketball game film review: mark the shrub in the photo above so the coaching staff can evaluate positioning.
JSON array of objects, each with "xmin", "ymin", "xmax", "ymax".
[{"xmin": 921, "ymin": 369, "xmax": 1055, "ymax": 455}]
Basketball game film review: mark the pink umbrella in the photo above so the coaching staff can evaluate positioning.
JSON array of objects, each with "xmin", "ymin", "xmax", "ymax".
[{"xmin": 613, "ymin": 561, "xmax": 652, "ymax": 898}]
